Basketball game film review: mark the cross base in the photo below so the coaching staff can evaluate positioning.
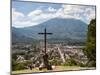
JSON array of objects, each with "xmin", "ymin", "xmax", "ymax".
[{"xmin": 39, "ymin": 54, "xmax": 52, "ymax": 70}]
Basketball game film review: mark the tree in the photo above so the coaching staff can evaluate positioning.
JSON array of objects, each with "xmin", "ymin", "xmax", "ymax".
[{"xmin": 83, "ymin": 19, "xmax": 96, "ymax": 67}]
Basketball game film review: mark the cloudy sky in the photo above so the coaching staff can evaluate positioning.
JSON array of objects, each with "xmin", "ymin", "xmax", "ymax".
[{"xmin": 12, "ymin": 1, "xmax": 96, "ymax": 28}]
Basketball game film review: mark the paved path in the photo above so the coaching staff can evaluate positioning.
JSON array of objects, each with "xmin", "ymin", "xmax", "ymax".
[{"xmin": 57, "ymin": 47, "xmax": 65, "ymax": 63}]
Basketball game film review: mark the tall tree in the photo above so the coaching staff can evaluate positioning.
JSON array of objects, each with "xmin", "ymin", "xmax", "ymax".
[{"xmin": 84, "ymin": 19, "xmax": 96, "ymax": 67}]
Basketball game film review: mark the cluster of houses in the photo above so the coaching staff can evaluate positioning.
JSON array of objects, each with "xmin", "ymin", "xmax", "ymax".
[{"xmin": 13, "ymin": 43, "xmax": 88, "ymax": 68}]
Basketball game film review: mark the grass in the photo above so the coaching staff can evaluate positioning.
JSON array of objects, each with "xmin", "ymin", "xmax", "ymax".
[{"xmin": 12, "ymin": 66, "xmax": 95, "ymax": 75}]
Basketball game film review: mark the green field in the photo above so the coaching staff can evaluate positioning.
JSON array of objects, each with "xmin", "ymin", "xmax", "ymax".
[{"xmin": 12, "ymin": 66, "xmax": 95, "ymax": 74}]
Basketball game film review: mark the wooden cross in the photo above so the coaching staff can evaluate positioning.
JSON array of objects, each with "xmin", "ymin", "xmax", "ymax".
[{"xmin": 38, "ymin": 28, "xmax": 52, "ymax": 55}]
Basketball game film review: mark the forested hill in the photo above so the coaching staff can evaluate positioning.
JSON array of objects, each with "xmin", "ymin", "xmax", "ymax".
[{"xmin": 12, "ymin": 18, "xmax": 88, "ymax": 44}]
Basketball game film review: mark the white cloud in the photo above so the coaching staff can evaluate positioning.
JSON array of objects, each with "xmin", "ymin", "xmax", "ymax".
[
  {"xmin": 12, "ymin": 8, "xmax": 24, "ymax": 22},
  {"xmin": 12, "ymin": 8, "xmax": 57, "ymax": 28},
  {"xmin": 60, "ymin": 5, "xmax": 95, "ymax": 23},
  {"xmin": 28, "ymin": 9, "xmax": 43, "ymax": 17},
  {"xmin": 12, "ymin": 5, "xmax": 95, "ymax": 28},
  {"xmin": 54, "ymin": 5, "xmax": 83, "ymax": 20},
  {"xmin": 48, "ymin": 7, "xmax": 57, "ymax": 12},
  {"xmin": 12, "ymin": 8, "xmax": 42, "ymax": 28},
  {"xmin": 84, "ymin": 7, "xmax": 96, "ymax": 23}
]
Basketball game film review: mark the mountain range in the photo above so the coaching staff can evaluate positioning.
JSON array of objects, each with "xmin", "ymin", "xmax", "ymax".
[{"xmin": 12, "ymin": 18, "xmax": 88, "ymax": 44}]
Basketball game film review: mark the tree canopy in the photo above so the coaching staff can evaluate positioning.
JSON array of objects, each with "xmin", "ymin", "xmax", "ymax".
[{"xmin": 83, "ymin": 19, "xmax": 96, "ymax": 67}]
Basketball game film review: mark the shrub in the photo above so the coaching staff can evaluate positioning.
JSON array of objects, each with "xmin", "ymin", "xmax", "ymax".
[
  {"xmin": 12, "ymin": 60, "xmax": 32, "ymax": 71},
  {"xmin": 49, "ymin": 59, "xmax": 62, "ymax": 65},
  {"xmin": 62, "ymin": 59, "xmax": 86, "ymax": 67}
]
